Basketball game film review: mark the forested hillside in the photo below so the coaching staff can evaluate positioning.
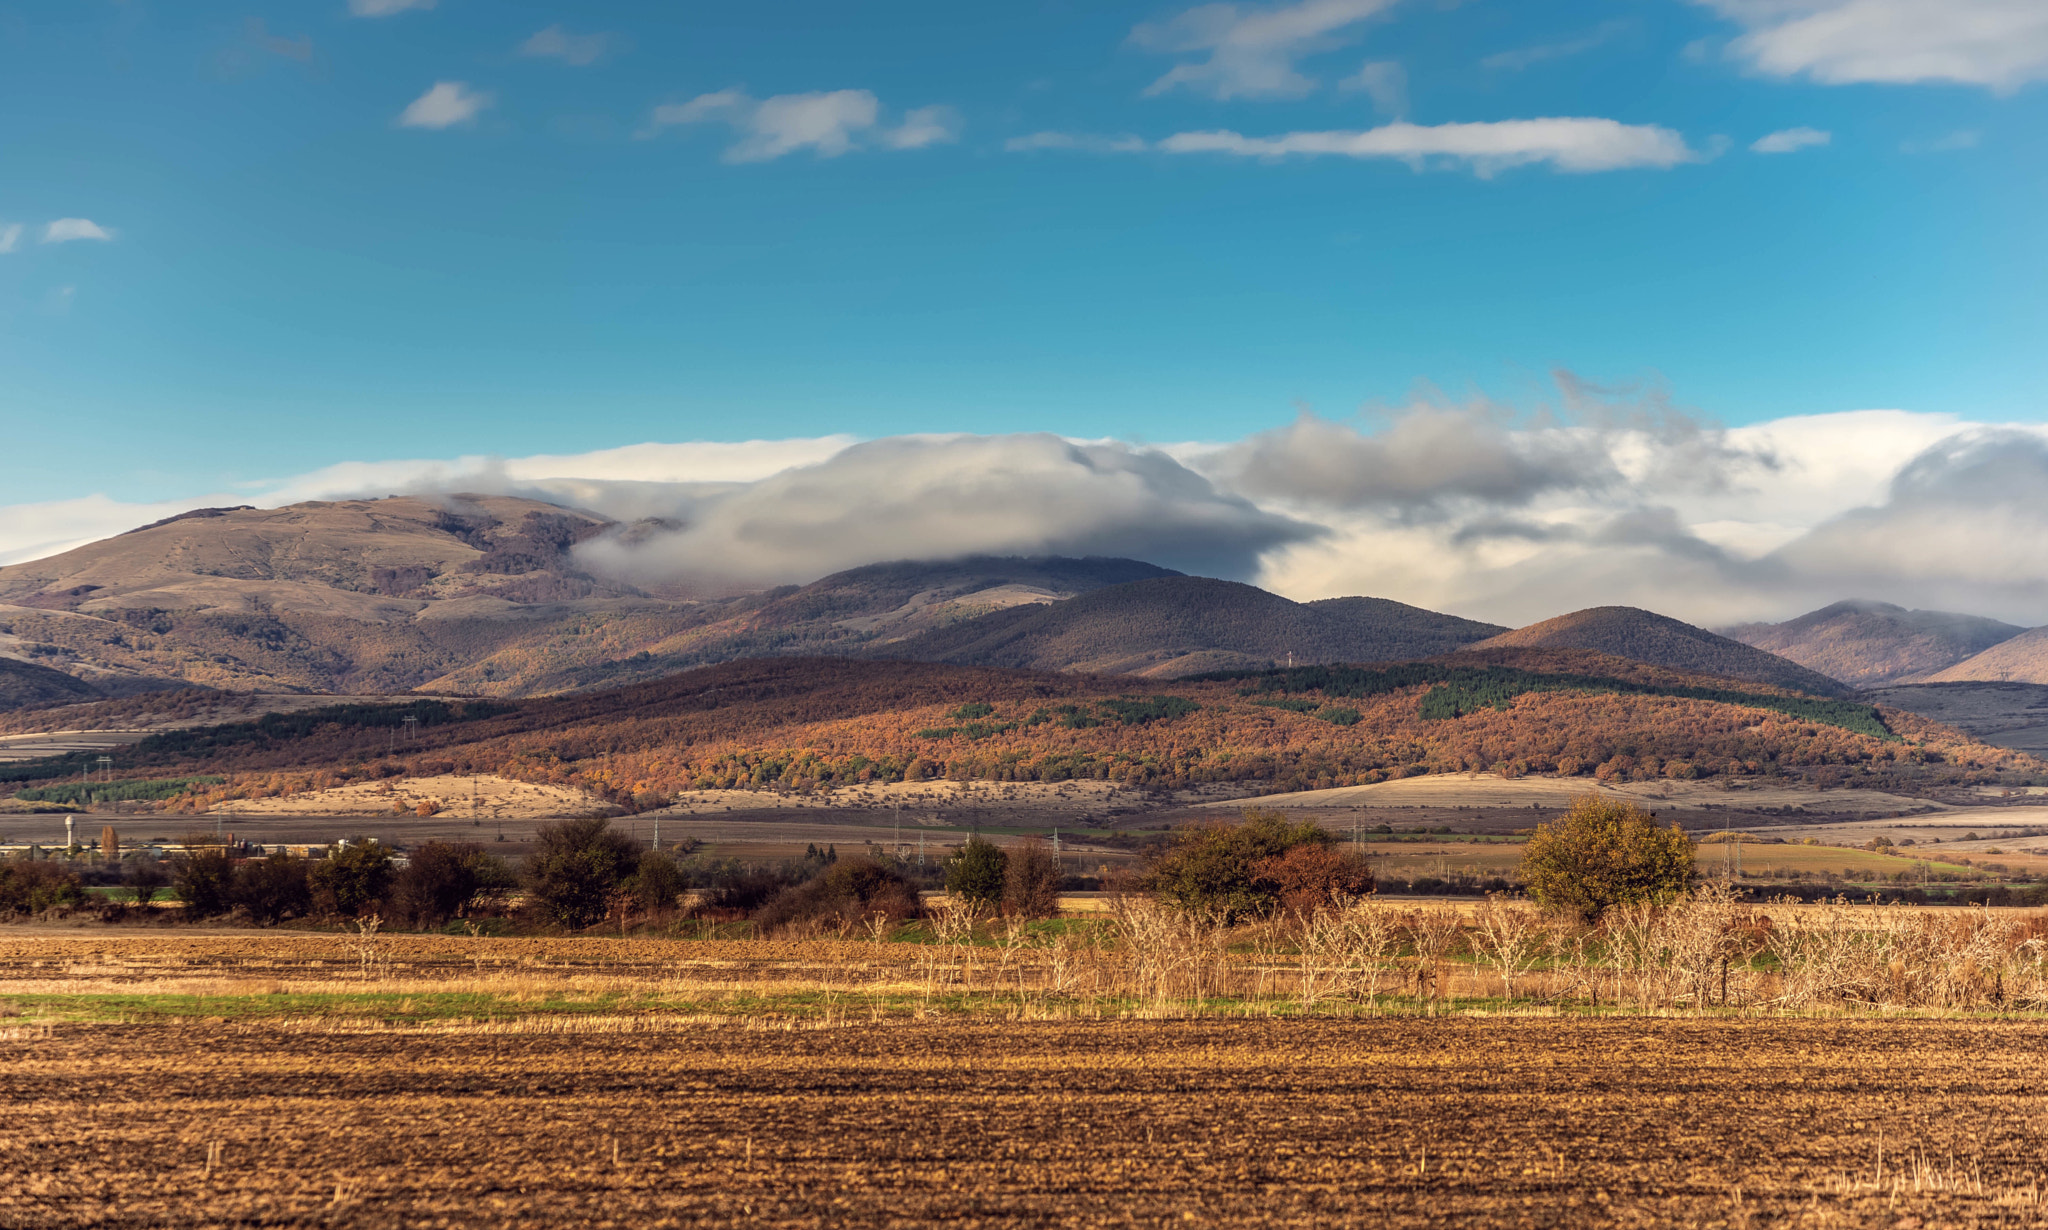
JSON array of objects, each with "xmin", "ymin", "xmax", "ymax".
[{"xmin": 6, "ymin": 654, "xmax": 2033, "ymax": 811}]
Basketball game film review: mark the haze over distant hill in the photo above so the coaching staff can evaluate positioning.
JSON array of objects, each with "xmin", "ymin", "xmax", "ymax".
[
  {"xmin": 1473, "ymin": 607, "xmax": 1854, "ymax": 698},
  {"xmin": 888, "ymin": 576, "xmax": 1507, "ymax": 677},
  {"xmin": 1721, "ymin": 600, "xmax": 2026, "ymax": 688}
]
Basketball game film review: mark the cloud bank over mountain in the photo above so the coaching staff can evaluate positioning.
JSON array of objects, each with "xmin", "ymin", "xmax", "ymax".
[{"xmin": 4, "ymin": 379, "xmax": 2042, "ymax": 627}]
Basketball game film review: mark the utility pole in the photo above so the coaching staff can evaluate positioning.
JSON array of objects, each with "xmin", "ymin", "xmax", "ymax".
[
  {"xmin": 96, "ymin": 755, "xmax": 113, "ymax": 784},
  {"xmin": 402, "ymin": 714, "xmax": 418, "ymax": 745}
]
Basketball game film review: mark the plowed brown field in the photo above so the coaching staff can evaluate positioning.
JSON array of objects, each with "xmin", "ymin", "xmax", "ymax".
[{"xmin": 5, "ymin": 1016, "xmax": 2046, "ymax": 1228}]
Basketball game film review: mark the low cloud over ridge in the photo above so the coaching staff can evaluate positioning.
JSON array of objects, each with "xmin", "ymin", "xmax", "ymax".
[{"xmin": 4, "ymin": 390, "xmax": 2045, "ymax": 628}]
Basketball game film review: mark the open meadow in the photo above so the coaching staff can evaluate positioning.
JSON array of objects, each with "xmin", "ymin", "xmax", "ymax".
[{"xmin": 4, "ymin": 929, "xmax": 2048, "ymax": 1227}]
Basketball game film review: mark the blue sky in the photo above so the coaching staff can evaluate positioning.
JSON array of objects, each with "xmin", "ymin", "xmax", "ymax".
[{"xmin": 2, "ymin": 0, "xmax": 2041, "ymax": 508}]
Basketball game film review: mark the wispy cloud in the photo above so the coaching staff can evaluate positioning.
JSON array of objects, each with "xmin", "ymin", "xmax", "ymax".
[
  {"xmin": 644, "ymin": 89, "xmax": 957, "ymax": 161},
  {"xmin": 42, "ymin": 218, "xmax": 113, "ymax": 243},
  {"xmin": 1695, "ymin": 0, "xmax": 2048, "ymax": 91},
  {"xmin": 1481, "ymin": 20, "xmax": 1631, "ymax": 71},
  {"xmin": 349, "ymin": 0, "xmax": 434, "ymax": 16},
  {"xmin": 519, "ymin": 25, "xmax": 611, "ymax": 67},
  {"xmin": 1157, "ymin": 118, "xmax": 1701, "ymax": 175},
  {"xmin": 1338, "ymin": 60, "xmax": 1406, "ymax": 116},
  {"xmin": 1751, "ymin": 125, "xmax": 1830, "ymax": 153},
  {"xmin": 1131, "ymin": 0, "xmax": 1404, "ymax": 99},
  {"xmin": 0, "ymin": 224, "xmax": 21, "ymax": 254},
  {"xmin": 1005, "ymin": 131, "xmax": 1149, "ymax": 154},
  {"xmin": 397, "ymin": 81, "xmax": 492, "ymax": 130},
  {"xmin": 1901, "ymin": 128, "xmax": 1981, "ymax": 153}
]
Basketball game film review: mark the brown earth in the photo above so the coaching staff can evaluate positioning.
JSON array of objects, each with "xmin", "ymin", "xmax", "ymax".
[{"xmin": 3, "ymin": 1015, "xmax": 2045, "ymax": 1227}]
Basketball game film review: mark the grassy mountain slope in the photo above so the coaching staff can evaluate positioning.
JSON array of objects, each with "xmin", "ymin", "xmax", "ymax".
[
  {"xmin": 1926, "ymin": 626, "xmax": 2048, "ymax": 684},
  {"xmin": 6, "ymin": 656, "xmax": 2033, "ymax": 808},
  {"xmin": 1474, "ymin": 607, "xmax": 1856, "ymax": 698},
  {"xmin": 886, "ymin": 577, "xmax": 1506, "ymax": 677},
  {"xmin": 1721, "ymin": 600, "xmax": 2025, "ymax": 688}
]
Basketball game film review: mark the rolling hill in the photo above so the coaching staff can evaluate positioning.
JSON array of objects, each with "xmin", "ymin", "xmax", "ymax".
[
  {"xmin": 1721, "ymin": 600, "xmax": 2025, "ymax": 688},
  {"xmin": 1472, "ymin": 607, "xmax": 1855, "ymax": 697},
  {"xmin": 0, "ymin": 657, "xmax": 107, "ymax": 710},
  {"xmin": 1926, "ymin": 626, "xmax": 2048, "ymax": 685},
  {"xmin": 885, "ymin": 576, "xmax": 1507, "ymax": 676},
  {"xmin": 5, "ymin": 654, "xmax": 2033, "ymax": 811}
]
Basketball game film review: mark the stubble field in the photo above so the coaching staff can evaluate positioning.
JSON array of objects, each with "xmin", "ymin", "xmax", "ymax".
[{"xmin": 3, "ymin": 929, "xmax": 2048, "ymax": 1227}]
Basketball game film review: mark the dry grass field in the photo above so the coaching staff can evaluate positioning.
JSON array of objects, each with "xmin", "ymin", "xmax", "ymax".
[{"xmin": 7, "ymin": 911, "xmax": 2048, "ymax": 1227}]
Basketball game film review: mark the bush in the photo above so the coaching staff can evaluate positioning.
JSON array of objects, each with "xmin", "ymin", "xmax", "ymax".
[
  {"xmin": 946, "ymin": 835, "xmax": 1008, "ymax": 907},
  {"xmin": 1004, "ymin": 837, "xmax": 1062, "ymax": 918},
  {"xmin": 755, "ymin": 857, "xmax": 922, "ymax": 933},
  {"xmin": 1254, "ymin": 842, "xmax": 1374, "ymax": 913},
  {"xmin": 687, "ymin": 858, "xmax": 805, "ymax": 916},
  {"xmin": 172, "ymin": 843, "xmax": 238, "ymax": 918},
  {"xmin": 393, "ymin": 842, "xmax": 513, "ymax": 927},
  {"xmin": 311, "ymin": 840, "xmax": 396, "ymax": 918},
  {"xmin": 1519, "ymin": 794, "xmax": 1696, "ymax": 921},
  {"xmin": 628, "ymin": 849, "xmax": 687, "ymax": 914},
  {"xmin": 1144, "ymin": 808, "xmax": 1331, "ymax": 922},
  {"xmin": 524, "ymin": 817, "xmax": 639, "ymax": 929},
  {"xmin": 0, "ymin": 861, "xmax": 87, "ymax": 916},
  {"xmin": 232, "ymin": 854, "xmax": 311, "ymax": 925}
]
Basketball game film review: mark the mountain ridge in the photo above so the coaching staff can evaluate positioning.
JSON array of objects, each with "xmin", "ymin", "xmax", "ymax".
[{"xmin": 1721, "ymin": 599, "xmax": 2025, "ymax": 687}]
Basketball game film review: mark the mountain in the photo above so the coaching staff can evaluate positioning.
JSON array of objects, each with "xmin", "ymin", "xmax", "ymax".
[
  {"xmin": 0, "ymin": 494, "xmax": 626, "ymax": 620},
  {"xmin": 1925, "ymin": 626, "xmax": 2048, "ymax": 684},
  {"xmin": 0, "ymin": 502, "xmax": 1187, "ymax": 701},
  {"xmin": 883, "ymin": 576, "xmax": 1507, "ymax": 676},
  {"xmin": 1472, "ymin": 607, "xmax": 1855, "ymax": 697},
  {"xmin": 1720, "ymin": 600, "xmax": 2025, "ymax": 688}
]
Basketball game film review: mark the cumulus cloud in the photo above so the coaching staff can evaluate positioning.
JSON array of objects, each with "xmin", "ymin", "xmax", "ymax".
[
  {"xmin": 398, "ymin": 82, "xmax": 491, "ymax": 129},
  {"xmin": 519, "ymin": 25, "xmax": 611, "ymax": 67},
  {"xmin": 1338, "ymin": 60, "xmax": 1406, "ymax": 116},
  {"xmin": 1132, "ymin": 0, "xmax": 1404, "ymax": 99},
  {"xmin": 1158, "ymin": 118, "xmax": 1701, "ymax": 175},
  {"xmin": 350, "ymin": 0, "xmax": 434, "ymax": 15},
  {"xmin": 644, "ymin": 89, "xmax": 954, "ymax": 161},
  {"xmin": 1751, "ymin": 126, "xmax": 1831, "ymax": 153},
  {"xmin": 42, "ymin": 218, "xmax": 113, "ymax": 243},
  {"xmin": 1696, "ymin": 0, "xmax": 2048, "ymax": 91}
]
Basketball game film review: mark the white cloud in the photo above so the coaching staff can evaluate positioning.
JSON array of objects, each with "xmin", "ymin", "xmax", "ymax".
[
  {"xmin": 13, "ymin": 401, "xmax": 2048, "ymax": 629},
  {"xmin": 1902, "ymin": 128, "xmax": 1981, "ymax": 153},
  {"xmin": 1481, "ymin": 20, "xmax": 1632, "ymax": 71},
  {"xmin": 1338, "ymin": 60, "xmax": 1406, "ymax": 116},
  {"xmin": 519, "ymin": 25, "xmax": 611, "ymax": 67},
  {"xmin": 576, "ymin": 435, "xmax": 1319, "ymax": 587},
  {"xmin": 397, "ymin": 82, "xmax": 491, "ymax": 130},
  {"xmin": 1131, "ymin": 0, "xmax": 1403, "ymax": 99},
  {"xmin": 1751, "ymin": 125, "xmax": 1831, "ymax": 153},
  {"xmin": 1158, "ymin": 118, "xmax": 1701, "ymax": 175},
  {"xmin": 881, "ymin": 105, "xmax": 963, "ymax": 150},
  {"xmin": 349, "ymin": 0, "xmax": 434, "ymax": 15},
  {"xmin": 42, "ymin": 218, "xmax": 113, "ymax": 243},
  {"xmin": 1005, "ymin": 131, "xmax": 1149, "ymax": 154},
  {"xmin": 644, "ymin": 88, "xmax": 953, "ymax": 161},
  {"xmin": 1696, "ymin": 0, "xmax": 2048, "ymax": 91},
  {"xmin": 0, "ymin": 224, "xmax": 20, "ymax": 254}
]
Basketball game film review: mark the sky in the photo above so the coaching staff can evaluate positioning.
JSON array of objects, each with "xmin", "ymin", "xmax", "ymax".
[{"xmin": 3, "ymin": 0, "xmax": 2046, "ymax": 627}]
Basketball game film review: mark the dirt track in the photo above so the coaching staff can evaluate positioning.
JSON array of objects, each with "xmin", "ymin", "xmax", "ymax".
[{"xmin": 5, "ymin": 1017, "xmax": 2045, "ymax": 1227}]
